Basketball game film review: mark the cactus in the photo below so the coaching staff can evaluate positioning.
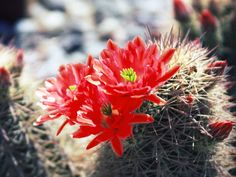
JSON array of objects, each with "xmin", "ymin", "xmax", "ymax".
[
  {"xmin": 0, "ymin": 45, "xmax": 80, "ymax": 177},
  {"xmin": 35, "ymin": 33, "xmax": 235, "ymax": 177},
  {"xmin": 89, "ymin": 33, "xmax": 235, "ymax": 177},
  {"xmin": 173, "ymin": 0, "xmax": 236, "ymax": 60}
]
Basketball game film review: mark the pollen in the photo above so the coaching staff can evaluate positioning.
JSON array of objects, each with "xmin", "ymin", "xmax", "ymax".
[
  {"xmin": 120, "ymin": 67, "xmax": 137, "ymax": 82},
  {"xmin": 69, "ymin": 85, "xmax": 77, "ymax": 91}
]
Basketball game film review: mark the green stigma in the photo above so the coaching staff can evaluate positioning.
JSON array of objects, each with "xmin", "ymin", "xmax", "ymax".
[
  {"xmin": 120, "ymin": 67, "xmax": 137, "ymax": 82},
  {"xmin": 69, "ymin": 85, "xmax": 77, "ymax": 91},
  {"xmin": 101, "ymin": 103, "xmax": 112, "ymax": 116}
]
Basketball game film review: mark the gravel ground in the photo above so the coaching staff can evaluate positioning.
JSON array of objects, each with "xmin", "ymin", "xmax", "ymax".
[{"xmin": 11, "ymin": 0, "xmax": 175, "ymax": 80}]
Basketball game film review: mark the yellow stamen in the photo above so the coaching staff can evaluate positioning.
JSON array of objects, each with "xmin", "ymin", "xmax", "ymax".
[
  {"xmin": 69, "ymin": 85, "xmax": 77, "ymax": 91},
  {"xmin": 120, "ymin": 67, "xmax": 137, "ymax": 82}
]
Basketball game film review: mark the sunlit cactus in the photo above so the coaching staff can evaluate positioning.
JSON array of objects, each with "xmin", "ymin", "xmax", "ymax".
[
  {"xmin": 173, "ymin": 0, "xmax": 236, "ymax": 59},
  {"xmin": 0, "ymin": 46, "xmax": 80, "ymax": 177},
  {"xmin": 90, "ymin": 33, "xmax": 235, "ymax": 177}
]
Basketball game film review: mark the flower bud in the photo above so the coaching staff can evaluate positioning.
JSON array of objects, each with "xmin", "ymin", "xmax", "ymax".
[
  {"xmin": 200, "ymin": 9, "xmax": 218, "ymax": 31},
  {"xmin": 0, "ymin": 67, "xmax": 11, "ymax": 87},
  {"xmin": 10, "ymin": 49, "xmax": 24, "ymax": 74},
  {"xmin": 207, "ymin": 60, "xmax": 227, "ymax": 75},
  {"xmin": 208, "ymin": 120, "xmax": 234, "ymax": 140},
  {"xmin": 174, "ymin": 0, "xmax": 191, "ymax": 22},
  {"xmin": 185, "ymin": 94, "xmax": 194, "ymax": 104},
  {"xmin": 15, "ymin": 49, "xmax": 24, "ymax": 67}
]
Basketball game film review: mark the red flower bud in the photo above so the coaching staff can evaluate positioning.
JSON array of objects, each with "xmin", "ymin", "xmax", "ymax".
[
  {"xmin": 192, "ymin": 38, "xmax": 201, "ymax": 46},
  {"xmin": 200, "ymin": 9, "xmax": 218, "ymax": 31},
  {"xmin": 0, "ymin": 67, "xmax": 11, "ymax": 87},
  {"xmin": 182, "ymin": 94, "xmax": 194, "ymax": 104},
  {"xmin": 174, "ymin": 0, "xmax": 191, "ymax": 22},
  {"xmin": 208, "ymin": 120, "xmax": 235, "ymax": 140},
  {"xmin": 207, "ymin": 60, "xmax": 227, "ymax": 75},
  {"xmin": 15, "ymin": 49, "xmax": 24, "ymax": 67}
]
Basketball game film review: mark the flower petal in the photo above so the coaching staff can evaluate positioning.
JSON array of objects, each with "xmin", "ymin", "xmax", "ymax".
[
  {"xmin": 145, "ymin": 94, "xmax": 166, "ymax": 105},
  {"xmin": 156, "ymin": 65, "xmax": 180, "ymax": 85},
  {"xmin": 111, "ymin": 137, "xmax": 123, "ymax": 157},
  {"xmin": 130, "ymin": 114, "xmax": 154, "ymax": 124},
  {"xmin": 56, "ymin": 119, "xmax": 69, "ymax": 136},
  {"xmin": 159, "ymin": 48, "xmax": 175, "ymax": 64},
  {"xmin": 86, "ymin": 131, "xmax": 113, "ymax": 150}
]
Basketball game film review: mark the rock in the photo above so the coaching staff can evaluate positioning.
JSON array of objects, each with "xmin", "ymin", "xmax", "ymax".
[
  {"xmin": 61, "ymin": 33, "xmax": 83, "ymax": 54},
  {"xmin": 15, "ymin": 18, "xmax": 40, "ymax": 33},
  {"xmin": 39, "ymin": 11, "xmax": 67, "ymax": 32},
  {"xmin": 39, "ymin": 0, "xmax": 65, "ymax": 12},
  {"xmin": 98, "ymin": 18, "xmax": 127, "ymax": 42},
  {"xmin": 65, "ymin": 0, "xmax": 94, "ymax": 18},
  {"xmin": 29, "ymin": 2, "xmax": 67, "ymax": 32}
]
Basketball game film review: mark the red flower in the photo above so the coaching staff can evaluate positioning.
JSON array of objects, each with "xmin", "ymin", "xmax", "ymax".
[
  {"xmin": 200, "ymin": 9, "xmax": 218, "ymax": 31},
  {"xmin": 208, "ymin": 120, "xmax": 235, "ymax": 140},
  {"xmin": 72, "ymin": 86, "xmax": 154, "ymax": 157},
  {"xmin": 35, "ymin": 56, "xmax": 95, "ymax": 135},
  {"xmin": 174, "ymin": 0, "xmax": 191, "ymax": 22},
  {"xmin": 87, "ymin": 36, "xmax": 179, "ymax": 111}
]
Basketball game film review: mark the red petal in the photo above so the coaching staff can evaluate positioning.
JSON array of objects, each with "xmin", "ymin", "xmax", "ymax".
[
  {"xmin": 133, "ymin": 36, "xmax": 145, "ymax": 48},
  {"xmin": 111, "ymin": 137, "xmax": 123, "ymax": 157},
  {"xmin": 71, "ymin": 128, "xmax": 92, "ymax": 138},
  {"xmin": 86, "ymin": 131, "xmax": 113, "ymax": 150},
  {"xmin": 56, "ymin": 119, "xmax": 69, "ymax": 136},
  {"xmin": 130, "ymin": 114, "xmax": 154, "ymax": 124},
  {"xmin": 76, "ymin": 116, "xmax": 95, "ymax": 127},
  {"xmin": 145, "ymin": 94, "xmax": 166, "ymax": 105},
  {"xmin": 117, "ymin": 123, "xmax": 133, "ymax": 139},
  {"xmin": 85, "ymin": 75, "xmax": 101, "ymax": 86},
  {"xmin": 156, "ymin": 65, "xmax": 180, "ymax": 85},
  {"xmin": 159, "ymin": 48, "xmax": 175, "ymax": 64},
  {"xmin": 107, "ymin": 39, "xmax": 118, "ymax": 51},
  {"xmin": 34, "ymin": 114, "xmax": 51, "ymax": 125}
]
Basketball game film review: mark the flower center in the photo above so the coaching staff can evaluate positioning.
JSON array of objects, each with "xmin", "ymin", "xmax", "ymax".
[
  {"xmin": 69, "ymin": 85, "xmax": 77, "ymax": 91},
  {"xmin": 120, "ymin": 67, "xmax": 137, "ymax": 82},
  {"xmin": 101, "ymin": 103, "xmax": 112, "ymax": 116}
]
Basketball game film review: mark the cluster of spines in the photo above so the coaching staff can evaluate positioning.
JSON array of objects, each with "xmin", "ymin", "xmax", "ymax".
[
  {"xmin": 0, "ymin": 46, "xmax": 80, "ymax": 177},
  {"xmin": 174, "ymin": 0, "xmax": 236, "ymax": 60},
  {"xmin": 90, "ymin": 34, "xmax": 235, "ymax": 177}
]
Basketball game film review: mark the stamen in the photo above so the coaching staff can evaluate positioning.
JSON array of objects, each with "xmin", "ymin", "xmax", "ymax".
[{"xmin": 120, "ymin": 67, "xmax": 137, "ymax": 82}]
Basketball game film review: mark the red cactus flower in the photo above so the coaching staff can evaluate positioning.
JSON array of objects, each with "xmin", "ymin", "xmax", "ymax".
[
  {"xmin": 0, "ymin": 67, "xmax": 11, "ymax": 87},
  {"xmin": 87, "ymin": 36, "xmax": 180, "ymax": 111},
  {"xmin": 72, "ymin": 86, "xmax": 154, "ymax": 157},
  {"xmin": 208, "ymin": 120, "xmax": 235, "ymax": 140},
  {"xmin": 35, "ymin": 56, "xmax": 95, "ymax": 135},
  {"xmin": 174, "ymin": 0, "xmax": 191, "ymax": 22},
  {"xmin": 200, "ymin": 9, "xmax": 218, "ymax": 31}
]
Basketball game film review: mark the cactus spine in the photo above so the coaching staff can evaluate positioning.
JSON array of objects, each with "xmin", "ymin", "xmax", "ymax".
[
  {"xmin": 90, "ymin": 34, "xmax": 235, "ymax": 177},
  {"xmin": 0, "ymin": 46, "xmax": 80, "ymax": 177}
]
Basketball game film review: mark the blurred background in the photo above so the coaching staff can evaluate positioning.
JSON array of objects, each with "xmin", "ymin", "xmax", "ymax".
[{"xmin": 0, "ymin": 0, "xmax": 174, "ymax": 80}]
